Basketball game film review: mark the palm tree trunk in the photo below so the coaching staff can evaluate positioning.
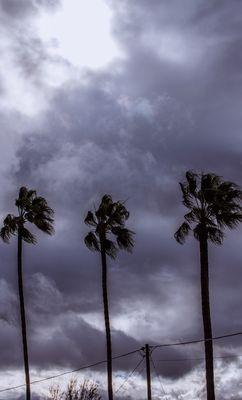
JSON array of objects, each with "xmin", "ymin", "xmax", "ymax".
[
  {"xmin": 100, "ymin": 240, "xmax": 113, "ymax": 400},
  {"xmin": 199, "ymin": 232, "xmax": 215, "ymax": 400},
  {"xmin": 18, "ymin": 231, "xmax": 31, "ymax": 400}
]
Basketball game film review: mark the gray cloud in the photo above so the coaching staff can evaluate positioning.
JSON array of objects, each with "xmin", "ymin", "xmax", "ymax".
[
  {"xmin": 0, "ymin": 0, "xmax": 60, "ymax": 18},
  {"xmin": 1, "ymin": 0, "xmax": 242, "ymax": 398}
]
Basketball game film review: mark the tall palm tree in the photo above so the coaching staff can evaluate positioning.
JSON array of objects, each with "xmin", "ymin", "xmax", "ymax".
[
  {"xmin": 174, "ymin": 171, "xmax": 242, "ymax": 400},
  {"xmin": 0, "ymin": 187, "xmax": 54, "ymax": 400},
  {"xmin": 84, "ymin": 194, "xmax": 134, "ymax": 400}
]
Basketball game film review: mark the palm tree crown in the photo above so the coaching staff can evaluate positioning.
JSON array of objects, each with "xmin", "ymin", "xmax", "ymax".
[
  {"xmin": 174, "ymin": 171, "xmax": 242, "ymax": 245},
  {"xmin": 0, "ymin": 186, "xmax": 54, "ymax": 244},
  {"xmin": 84, "ymin": 194, "xmax": 134, "ymax": 258}
]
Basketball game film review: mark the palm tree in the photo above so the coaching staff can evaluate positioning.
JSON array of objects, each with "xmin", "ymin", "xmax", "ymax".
[
  {"xmin": 174, "ymin": 171, "xmax": 242, "ymax": 400},
  {"xmin": 84, "ymin": 194, "xmax": 134, "ymax": 400},
  {"xmin": 0, "ymin": 187, "xmax": 54, "ymax": 400}
]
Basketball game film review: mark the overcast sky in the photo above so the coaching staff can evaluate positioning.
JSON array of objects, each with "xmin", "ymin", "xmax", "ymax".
[{"xmin": 1, "ymin": 1, "xmax": 242, "ymax": 399}]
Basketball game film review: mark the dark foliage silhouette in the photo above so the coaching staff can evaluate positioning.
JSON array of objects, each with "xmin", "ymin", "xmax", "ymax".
[
  {"xmin": 48, "ymin": 379, "xmax": 101, "ymax": 400},
  {"xmin": 0, "ymin": 187, "xmax": 54, "ymax": 400},
  {"xmin": 84, "ymin": 194, "xmax": 134, "ymax": 400},
  {"xmin": 175, "ymin": 171, "xmax": 242, "ymax": 400}
]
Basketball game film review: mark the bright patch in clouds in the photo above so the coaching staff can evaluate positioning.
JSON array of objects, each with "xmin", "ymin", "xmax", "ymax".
[
  {"xmin": 37, "ymin": 0, "xmax": 122, "ymax": 69},
  {"xmin": 142, "ymin": 30, "xmax": 202, "ymax": 65}
]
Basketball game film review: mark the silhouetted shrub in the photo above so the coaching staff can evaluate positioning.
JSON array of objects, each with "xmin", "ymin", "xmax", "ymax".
[{"xmin": 48, "ymin": 379, "xmax": 101, "ymax": 400}]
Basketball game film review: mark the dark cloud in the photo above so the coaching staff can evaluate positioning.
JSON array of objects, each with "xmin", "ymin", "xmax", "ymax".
[
  {"xmin": 1, "ymin": 0, "xmax": 242, "ymax": 398},
  {"xmin": 0, "ymin": 0, "xmax": 60, "ymax": 18}
]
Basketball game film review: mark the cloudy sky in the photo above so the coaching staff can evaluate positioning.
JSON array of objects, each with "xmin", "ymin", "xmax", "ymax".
[{"xmin": 1, "ymin": 0, "xmax": 242, "ymax": 399}]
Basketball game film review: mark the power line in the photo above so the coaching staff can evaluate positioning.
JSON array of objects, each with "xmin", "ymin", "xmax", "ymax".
[
  {"xmin": 156, "ymin": 354, "xmax": 242, "ymax": 363},
  {"xmin": 152, "ymin": 330, "xmax": 242, "ymax": 350},
  {"xmin": 1, "ymin": 330, "xmax": 242, "ymax": 394},
  {"xmin": 150, "ymin": 355, "xmax": 167, "ymax": 397},
  {"xmin": 115, "ymin": 360, "xmax": 147, "ymax": 397},
  {"xmin": 0, "ymin": 348, "xmax": 141, "ymax": 394},
  {"xmin": 115, "ymin": 355, "xmax": 145, "ymax": 394},
  {"xmin": 113, "ymin": 349, "xmax": 142, "ymax": 360}
]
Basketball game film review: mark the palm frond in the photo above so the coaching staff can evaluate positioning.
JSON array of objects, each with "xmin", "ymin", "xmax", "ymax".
[
  {"xmin": 106, "ymin": 202, "xmax": 130, "ymax": 229},
  {"xmin": 0, "ymin": 214, "xmax": 18, "ymax": 243},
  {"xmin": 85, "ymin": 194, "xmax": 134, "ymax": 257},
  {"xmin": 15, "ymin": 188, "xmax": 55, "ymax": 235},
  {"xmin": 26, "ymin": 193, "xmax": 54, "ymax": 234},
  {"xmin": 16, "ymin": 186, "xmax": 31, "ymax": 209},
  {"xmin": 101, "ymin": 194, "xmax": 113, "ymax": 205},
  {"xmin": 33, "ymin": 218, "xmax": 54, "ymax": 235},
  {"xmin": 186, "ymin": 171, "xmax": 197, "ymax": 195},
  {"xmin": 27, "ymin": 189, "xmax": 36, "ymax": 199},
  {"xmin": 193, "ymin": 223, "xmax": 203, "ymax": 241},
  {"xmin": 201, "ymin": 173, "xmax": 222, "ymax": 203},
  {"xmin": 103, "ymin": 238, "xmax": 117, "ymax": 259},
  {"xmin": 112, "ymin": 227, "xmax": 135, "ymax": 252},
  {"xmin": 179, "ymin": 183, "xmax": 194, "ymax": 209},
  {"xmin": 95, "ymin": 195, "xmax": 113, "ymax": 222},
  {"xmin": 84, "ymin": 232, "xmax": 100, "ymax": 252},
  {"xmin": 206, "ymin": 226, "xmax": 224, "ymax": 245},
  {"xmin": 3, "ymin": 188, "xmax": 54, "ymax": 245},
  {"xmin": 0, "ymin": 226, "xmax": 12, "ymax": 243},
  {"xmin": 217, "ymin": 182, "xmax": 242, "ymax": 205},
  {"xmin": 176, "ymin": 171, "xmax": 242, "ymax": 245},
  {"xmin": 202, "ymin": 173, "xmax": 221, "ymax": 190},
  {"xmin": 18, "ymin": 186, "xmax": 29, "ymax": 199},
  {"xmin": 19, "ymin": 227, "xmax": 37, "ymax": 244},
  {"xmin": 31, "ymin": 197, "xmax": 54, "ymax": 216},
  {"xmin": 84, "ymin": 211, "xmax": 97, "ymax": 227},
  {"xmin": 184, "ymin": 210, "xmax": 199, "ymax": 223},
  {"xmin": 25, "ymin": 211, "xmax": 34, "ymax": 223},
  {"xmin": 216, "ymin": 212, "xmax": 242, "ymax": 229},
  {"xmin": 174, "ymin": 222, "xmax": 191, "ymax": 244},
  {"xmin": 3, "ymin": 214, "xmax": 18, "ymax": 232}
]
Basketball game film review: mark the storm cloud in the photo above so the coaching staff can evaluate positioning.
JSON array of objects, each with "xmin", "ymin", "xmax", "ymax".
[{"xmin": 1, "ymin": 1, "xmax": 242, "ymax": 399}]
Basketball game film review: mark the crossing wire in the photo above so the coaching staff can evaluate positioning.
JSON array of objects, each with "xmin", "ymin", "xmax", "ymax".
[
  {"xmin": 0, "ymin": 348, "xmax": 141, "ymax": 394},
  {"xmin": 151, "ymin": 330, "xmax": 242, "ymax": 350},
  {"xmin": 1, "ymin": 329, "xmax": 242, "ymax": 394},
  {"xmin": 150, "ymin": 355, "xmax": 167, "ymax": 397},
  {"xmin": 157, "ymin": 354, "xmax": 242, "ymax": 363},
  {"xmin": 116, "ymin": 361, "xmax": 147, "ymax": 397},
  {"xmin": 115, "ymin": 355, "xmax": 145, "ymax": 394}
]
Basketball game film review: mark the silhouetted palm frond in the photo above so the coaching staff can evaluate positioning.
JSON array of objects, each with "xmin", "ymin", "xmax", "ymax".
[
  {"xmin": 19, "ymin": 227, "xmax": 37, "ymax": 244},
  {"xmin": 1, "ymin": 187, "xmax": 54, "ymax": 244},
  {"xmin": 186, "ymin": 170, "xmax": 197, "ymax": 195},
  {"xmin": 111, "ymin": 227, "xmax": 134, "ymax": 251},
  {"xmin": 0, "ymin": 226, "xmax": 12, "ymax": 243},
  {"xmin": 84, "ymin": 194, "xmax": 134, "ymax": 258},
  {"xmin": 175, "ymin": 171, "xmax": 242, "ymax": 245},
  {"xmin": 33, "ymin": 218, "xmax": 54, "ymax": 235},
  {"xmin": 103, "ymin": 239, "xmax": 117, "ymax": 259},
  {"xmin": 206, "ymin": 226, "xmax": 224, "ymax": 245},
  {"xmin": 84, "ymin": 232, "xmax": 100, "ymax": 252},
  {"xmin": 174, "ymin": 222, "xmax": 191, "ymax": 244},
  {"xmin": 84, "ymin": 211, "xmax": 97, "ymax": 227},
  {"xmin": 0, "ymin": 214, "xmax": 18, "ymax": 243}
]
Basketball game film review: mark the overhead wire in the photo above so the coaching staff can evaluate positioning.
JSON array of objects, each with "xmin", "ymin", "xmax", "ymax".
[
  {"xmin": 1, "ymin": 330, "xmax": 242, "ymax": 394},
  {"xmin": 157, "ymin": 354, "xmax": 242, "ymax": 363},
  {"xmin": 151, "ymin": 330, "xmax": 242, "ymax": 350},
  {"xmin": 150, "ymin": 355, "xmax": 167, "ymax": 397},
  {"xmin": 0, "ymin": 348, "xmax": 141, "ymax": 394},
  {"xmin": 115, "ymin": 355, "xmax": 145, "ymax": 394}
]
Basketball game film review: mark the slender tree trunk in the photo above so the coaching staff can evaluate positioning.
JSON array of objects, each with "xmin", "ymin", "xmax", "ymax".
[
  {"xmin": 18, "ymin": 231, "xmax": 31, "ymax": 400},
  {"xmin": 145, "ymin": 344, "xmax": 152, "ymax": 400},
  {"xmin": 100, "ymin": 240, "xmax": 113, "ymax": 400},
  {"xmin": 199, "ymin": 232, "xmax": 215, "ymax": 400}
]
